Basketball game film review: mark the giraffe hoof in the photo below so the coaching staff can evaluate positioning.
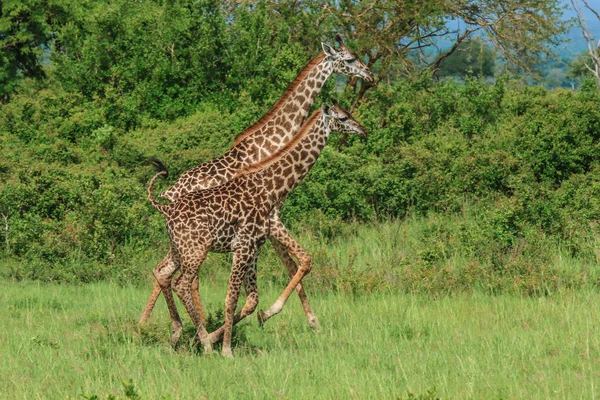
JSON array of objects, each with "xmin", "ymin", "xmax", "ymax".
[
  {"xmin": 168, "ymin": 325, "xmax": 183, "ymax": 348},
  {"xmin": 222, "ymin": 349, "xmax": 234, "ymax": 359},
  {"xmin": 203, "ymin": 343, "xmax": 214, "ymax": 355},
  {"xmin": 308, "ymin": 315, "xmax": 321, "ymax": 331},
  {"xmin": 257, "ymin": 310, "xmax": 269, "ymax": 327},
  {"xmin": 169, "ymin": 334, "xmax": 181, "ymax": 349}
]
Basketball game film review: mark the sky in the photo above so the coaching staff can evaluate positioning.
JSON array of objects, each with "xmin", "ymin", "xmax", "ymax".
[{"xmin": 561, "ymin": 0, "xmax": 600, "ymax": 54}]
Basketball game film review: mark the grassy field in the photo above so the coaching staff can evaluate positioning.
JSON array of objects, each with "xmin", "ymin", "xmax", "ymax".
[{"xmin": 1, "ymin": 279, "xmax": 599, "ymax": 399}]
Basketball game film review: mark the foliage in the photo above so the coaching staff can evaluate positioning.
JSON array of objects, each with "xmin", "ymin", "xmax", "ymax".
[
  {"xmin": 0, "ymin": 0, "xmax": 598, "ymax": 291},
  {"xmin": 3, "ymin": 73, "xmax": 600, "ymax": 289},
  {"xmin": 567, "ymin": 52, "xmax": 597, "ymax": 81},
  {"xmin": 436, "ymin": 40, "xmax": 495, "ymax": 78},
  {"xmin": 320, "ymin": 0, "xmax": 568, "ymax": 80},
  {"xmin": 51, "ymin": 0, "xmax": 230, "ymax": 127},
  {"xmin": 0, "ymin": 0, "xmax": 70, "ymax": 100}
]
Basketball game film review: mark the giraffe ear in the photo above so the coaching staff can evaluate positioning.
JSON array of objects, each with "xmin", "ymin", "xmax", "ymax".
[
  {"xmin": 321, "ymin": 43, "xmax": 337, "ymax": 59},
  {"xmin": 321, "ymin": 103, "xmax": 331, "ymax": 117}
]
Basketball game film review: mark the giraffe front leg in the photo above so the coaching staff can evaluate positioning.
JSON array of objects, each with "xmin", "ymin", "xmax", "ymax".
[
  {"xmin": 218, "ymin": 247, "xmax": 256, "ymax": 359},
  {"xmin": 208, "ymin": 255, "xmax": 259, "ymax": 344},
  {"xmin": 266, "ymin": 209, "xmax": 319, "ymax": 328},
  {"xmin": 139, "ymin": 252, "xmax": 171, "ymax": 324},
  {"xmin": 269, "ymin": 227, "xmax": 320, "ymax": 329},
  {"xmin": 259, "ymin": 233, "xmax": 312, "ymax": 327}
]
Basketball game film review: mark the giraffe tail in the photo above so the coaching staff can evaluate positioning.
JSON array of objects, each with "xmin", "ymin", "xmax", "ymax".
[
  {"xmin": 147, "ymin": 171, "xmax": 170, "ymax": 215},
  {"xmin": 149, "ymin": 157, "xmax": 169, "ymax": 178}
]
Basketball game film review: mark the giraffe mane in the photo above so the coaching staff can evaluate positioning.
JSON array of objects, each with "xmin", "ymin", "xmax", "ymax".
[
  {"xmin": 234, "ymin": 110, "xmax": 322, "ymax": 176},
  {"xmin": 231, "ymin": 52, "xmax": 327, "ymax": 147}
]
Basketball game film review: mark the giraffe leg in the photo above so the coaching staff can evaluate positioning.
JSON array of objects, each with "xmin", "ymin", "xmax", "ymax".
[
  {"xmin": 191, "ymin": 276, "xmax": 207, "ymax": 326},
  {"xmin": 138, "ymin": 251, "xmax": 206, "ymax": 326},
  {"xmin": 152, "ymin": 253, "xmax": 184, "ymax": 347},
  {"xmin": 208, "ymin": 255, "xmax": 259, "ymax": 344},
  {"xmin": 172, "ymin": 248, "xmax": 212, "ymax": 354},
  {"xmin": 263, "ymin": 209, "xmax": 319, "ymax": 328},
  {"xmin": 215, "ymin": 245, "xmax": 256, "ymax": 359},
  {"xmin": 139, "ymin": 252, "xmax": 170, "ymax": 324},
  {"xmin": 269, "ymin": 237, "xmax": 320, "ymax": 329},
  {"xmin": 258, "ymin": 233, "xmax": 312, "ymax": 327}
]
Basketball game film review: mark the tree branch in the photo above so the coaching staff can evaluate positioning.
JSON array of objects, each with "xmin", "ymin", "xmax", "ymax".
[{"xmin": 430, "ymin": 28, "xmax": 474, "ymax": 76}]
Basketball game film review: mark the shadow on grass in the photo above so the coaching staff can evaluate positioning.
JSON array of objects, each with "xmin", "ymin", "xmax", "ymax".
[{"xmin": 136, "ymin": 307, "xmax": 261, "ymax": 355}]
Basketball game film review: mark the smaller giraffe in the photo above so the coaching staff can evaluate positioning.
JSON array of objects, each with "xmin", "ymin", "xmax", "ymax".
[{"xmin": 147, "ymin": 102, "xmax": 366, "ymax": 358}]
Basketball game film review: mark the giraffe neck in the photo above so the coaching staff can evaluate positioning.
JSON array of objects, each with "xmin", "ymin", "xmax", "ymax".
[
  {"xmin": 243, "ymin": 110, "xmax": 331, "ymax": 206},
  {"xmin": 232, "ymin": 53, "xmax": 332, "ymax": 158},
  {"xmin": 158, "ymin": 54, "xmax": 332, "ymax": 203}
]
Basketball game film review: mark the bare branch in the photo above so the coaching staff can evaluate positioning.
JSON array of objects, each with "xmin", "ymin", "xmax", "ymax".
[
  {"xmin": 1, "ymin": 208, "xmax": 9, "ymax": 253},
  {"xmin": 572, "ymin": 0, "xmax": 600, "ymax": 86}
]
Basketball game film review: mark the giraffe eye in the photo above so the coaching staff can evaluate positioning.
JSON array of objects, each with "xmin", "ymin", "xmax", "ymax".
[{"xmin": 339, "ymin": 116, "xmax": 349, "ymax": 122}]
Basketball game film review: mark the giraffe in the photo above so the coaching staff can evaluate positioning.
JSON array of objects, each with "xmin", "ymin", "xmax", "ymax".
[
  {"xmin": 147, "ymin": 103, "xmax": 366, "ymax": 358},
  {"xmin": 139, "ymin": 36, "xmax": 375, "ymax": 328}
]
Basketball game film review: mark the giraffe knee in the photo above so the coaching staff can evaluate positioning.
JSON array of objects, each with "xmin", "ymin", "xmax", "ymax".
[
  {"xmin": 153, "ymin": 269, "xmax": 171, "ymax": 287},
  {"xmin": 172, "ymin": 275, "xmax": 189, "ymax": 298},
  {"xmin": 243, "ymin": 293, "xmax": 259, "ymax": 315},
  {"xmin": 299, "ymin": 256, "xmax": 312, "ymax": 275}
]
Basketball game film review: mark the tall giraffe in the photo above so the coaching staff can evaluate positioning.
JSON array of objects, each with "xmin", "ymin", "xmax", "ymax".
[
  {"xmin": 140, "ymin": 37, "xmax": 375, "ymax": 328},
  {"xmin": 147, "ymin": 102, "xmax": 366, "ymax": 358}
]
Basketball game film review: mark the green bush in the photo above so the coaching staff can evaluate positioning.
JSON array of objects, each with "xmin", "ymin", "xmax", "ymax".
[{"xmin": 3, "ymin": 66, "xmax": 600, "ymax": 293}]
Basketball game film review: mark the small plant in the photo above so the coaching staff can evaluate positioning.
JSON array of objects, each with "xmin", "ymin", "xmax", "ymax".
[
  {"xmin": 400, "ymin": 389, "xmax": 441, "ymax": 400},
  {"xmin": 82, "ymin": 379, "xmax": 141, "ymax": 400}
]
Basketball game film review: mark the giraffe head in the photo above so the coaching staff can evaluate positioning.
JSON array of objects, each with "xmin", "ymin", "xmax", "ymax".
[
  {"xmin": 322, "ymin": 101, "xmax": 367, "ymax": 138},
  {"xmin": 322, "ymin": 35, "xmax": 376, "ymax": 85}
]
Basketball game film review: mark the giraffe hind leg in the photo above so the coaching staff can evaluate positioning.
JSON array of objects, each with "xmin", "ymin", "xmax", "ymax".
[
  {"xmin": 152, "ymin": 254, "xmax": 184, "ymax": 347},
  {"xmin": 139, "ymin": 252, "xmax": 171, "ymax": 324},
  {"xmin": 172, "ymin": 248, "xmax": 212, "ymax": 354},
  {"xmin": 191, "ymin": 276, "xmax": 207, "ymax": 326},
  {"xmin": 139, "ymin": 252, "xmax": 207, "ymax": 326}
]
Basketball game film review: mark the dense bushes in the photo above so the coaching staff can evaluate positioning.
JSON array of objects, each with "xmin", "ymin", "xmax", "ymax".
[{"xmin": 2, "ymin": 72, "xmax": 600, "ymax": 295}]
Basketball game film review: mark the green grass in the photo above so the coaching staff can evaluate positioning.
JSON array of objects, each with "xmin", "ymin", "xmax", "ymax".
[
  {"xmin": 5, "ymin": 210, "xmax": 600, "ymax": 297},
  {"xmin": 1, "ymin": 279, "xmax": 599, "ymax": 399}
]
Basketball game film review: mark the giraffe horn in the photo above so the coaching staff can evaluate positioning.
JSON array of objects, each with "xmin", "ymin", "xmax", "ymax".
[{"xmin": 335, "ymin": 33, "xmax": 344, "ymax": 47}]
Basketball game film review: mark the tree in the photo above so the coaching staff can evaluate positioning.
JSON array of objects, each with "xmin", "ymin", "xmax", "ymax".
[
  {"xmin": 0, "ymin": 0, "xmax": 70, "ymax": 102},
  {"xmin": 571, "ymin": 0, "xmax": 600, "ymax": 88},
  {"xmin": 436, "ymin": 40, "xmax": 495, "ymax": 78},
  {"xmin": 52, "ymin": 0, "xmax": 230, "ymax": 127},
  {"xmin": 320, "ymin": 0, "xmax": 569, "ymax": 103}
]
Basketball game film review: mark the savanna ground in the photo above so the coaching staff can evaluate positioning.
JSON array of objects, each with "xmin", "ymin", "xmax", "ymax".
[
  {"xmin": 2, "ymin": 218, "xmax": 600, "ymax": 399},
  {"xmin": 2, "ymin": 280, "xmax": 599, "ymax": 399}
]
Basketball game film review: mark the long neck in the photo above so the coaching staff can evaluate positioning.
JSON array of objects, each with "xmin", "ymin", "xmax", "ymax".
[
  {"xmin": 232, "ymin": 53, "xmax": 332, "ymax": 158},
  {"xmin": 250, "ymin": 111, "xmax": 331, "ymax": 206}
]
